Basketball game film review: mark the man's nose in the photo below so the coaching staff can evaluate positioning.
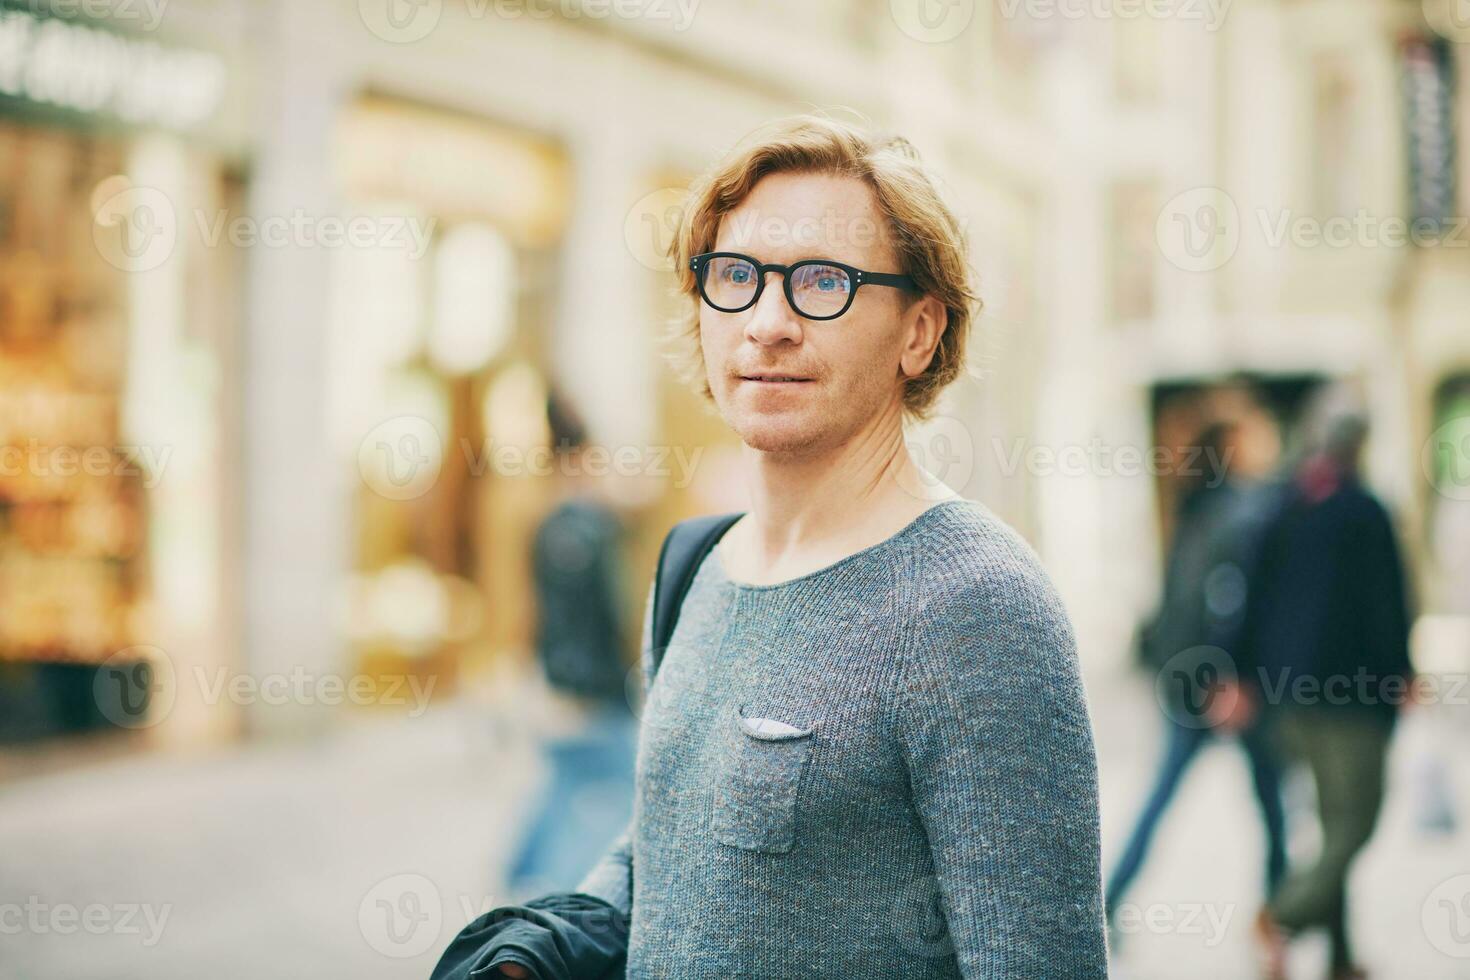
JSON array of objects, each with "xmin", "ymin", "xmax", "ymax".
[{"xmin": 743, "ymin": 271, "xmax": 803, "ymax": 346}]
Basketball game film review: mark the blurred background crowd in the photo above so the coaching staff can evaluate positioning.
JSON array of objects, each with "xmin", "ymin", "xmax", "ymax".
[{"xmin": 1, "ymin": 0, "xmax": 1469, "ymax": 977}]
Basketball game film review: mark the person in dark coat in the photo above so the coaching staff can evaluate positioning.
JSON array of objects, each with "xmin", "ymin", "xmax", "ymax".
[
  {"xmin": 502, "ymin": 391, "xmax": 638, "ymax": 899},
  {"xmin": 1245, "ymin": 412, "xmax": 1415, "ymax": 980},
  {"xmin": 1107, "ymin": 420, "xmax": 1288, "ymax": 926}
]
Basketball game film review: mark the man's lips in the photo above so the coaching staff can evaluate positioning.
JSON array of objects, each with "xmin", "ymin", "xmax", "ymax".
[{"xmin": 739, "ymin": 374, "xmax": 814, "ymax": 383}]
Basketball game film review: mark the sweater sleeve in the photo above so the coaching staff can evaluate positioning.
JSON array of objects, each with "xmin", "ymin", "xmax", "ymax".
[
  {"xmin": 893, "ymin": 547, "xmax": 1108, "ymax": 979},
  {"xmin": 573, "ymin": 585, "xmax": 654, "ymax": 918}
]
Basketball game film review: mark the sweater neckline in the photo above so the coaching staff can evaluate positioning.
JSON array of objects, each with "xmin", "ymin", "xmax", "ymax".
[{"xmin": 710, "ymin": 498, "xmax": 970, "ymax": 593}]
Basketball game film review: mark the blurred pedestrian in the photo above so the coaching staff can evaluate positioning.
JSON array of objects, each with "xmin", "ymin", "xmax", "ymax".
[
  {"xmin": 1107, "ymin": 417, "xmax": 1288, "ymax": 927},
  {"xmin": 502, "ymin": 391, "xmax": 638, "ymax": 899},
  {"xmin": 1244, "ymin": 410, "xmax": 1415, "ymax": 980}
]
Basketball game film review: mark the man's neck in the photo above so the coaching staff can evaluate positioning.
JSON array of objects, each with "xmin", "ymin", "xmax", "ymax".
[{"xmin": 719, "ymin": 409, "xmax": 959, "ymax": 587}]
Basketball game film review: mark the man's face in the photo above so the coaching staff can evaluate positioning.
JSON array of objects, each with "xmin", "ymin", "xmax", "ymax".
[{"xmin": 699, "ymin": 172, "xmax": 923, "ymax": 457}]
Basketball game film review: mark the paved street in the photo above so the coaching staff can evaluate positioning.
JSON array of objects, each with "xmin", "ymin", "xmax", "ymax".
[{"xmin": 2, "ymin": 668, "xmax": 1468, "ymax": 979}]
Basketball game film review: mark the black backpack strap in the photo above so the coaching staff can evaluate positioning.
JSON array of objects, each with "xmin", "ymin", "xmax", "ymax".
[{"xmin": 650, "ymin": 512, "xmax": 743, "ymax": 678}]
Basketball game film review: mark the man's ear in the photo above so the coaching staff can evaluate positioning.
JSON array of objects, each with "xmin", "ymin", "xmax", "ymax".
[{"xmin": 898, "ymin": 295, "xmax": 949, "ymax": 379}]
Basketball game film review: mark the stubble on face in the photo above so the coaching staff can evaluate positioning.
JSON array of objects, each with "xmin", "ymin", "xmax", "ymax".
[{"xmin": 700, "ymin": 172, "xmax": 911, "ymax": 460}]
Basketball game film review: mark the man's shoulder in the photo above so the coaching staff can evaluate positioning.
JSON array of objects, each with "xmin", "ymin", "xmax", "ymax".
[
  {"xmin": 896, "ymin": 499, "xmax": 1085, "ymax": 698},
  {"xmin": 902, "ymin": 498, "xmax": 1071, "ymax": 635}
]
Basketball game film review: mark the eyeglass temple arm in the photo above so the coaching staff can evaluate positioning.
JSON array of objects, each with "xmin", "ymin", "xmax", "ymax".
[{"xmin": 858, "ymin": 271, "xmax": 915, "ymax": 289}]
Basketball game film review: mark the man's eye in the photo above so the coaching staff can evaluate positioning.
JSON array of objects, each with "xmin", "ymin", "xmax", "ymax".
[{"xmin": 816, "ymin": 276, "xmax": 837, "ymax": 291}]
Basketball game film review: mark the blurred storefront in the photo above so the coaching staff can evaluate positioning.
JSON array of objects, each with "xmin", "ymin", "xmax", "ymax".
[
  {"xmin": 0, "ymin": 0, "xmax": 245, "ymax": 745},
  {"xmin": 328, "ymin": 94, "xmax": 571, "ymax": 694}
]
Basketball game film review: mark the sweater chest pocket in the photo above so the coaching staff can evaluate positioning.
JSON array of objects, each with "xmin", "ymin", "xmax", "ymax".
[{"xmin": 711, "ymin": 703, "xmax": 816, "ymax": 854}]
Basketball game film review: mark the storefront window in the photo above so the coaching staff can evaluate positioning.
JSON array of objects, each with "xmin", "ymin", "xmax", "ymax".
[{"xmin": 332, "ymin": 96, "xmax": 568, "ymax": 693}]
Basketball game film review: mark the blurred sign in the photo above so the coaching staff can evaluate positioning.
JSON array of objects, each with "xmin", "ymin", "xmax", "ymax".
[
  {"xmin": 337, "ymin": 96, "xmax": 570, "ymax": 249},
  {"xmin": 0, "ymin": 4, "xmax": 224, "ymax": 128},
  {"xmin": 1399, "ymin": 35, "xmax": 1457, "ymax": 233}
]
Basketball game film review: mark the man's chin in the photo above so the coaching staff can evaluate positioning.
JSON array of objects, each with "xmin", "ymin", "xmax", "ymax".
[{"xmin": 729, "ymin": 412, "xmax": 827, "ymax": 456}]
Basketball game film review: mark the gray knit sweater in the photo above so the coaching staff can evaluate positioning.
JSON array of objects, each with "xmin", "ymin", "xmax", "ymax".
[{"xmin": 577, "ymin": 498, "xmax": 1108, "ymax": 978}]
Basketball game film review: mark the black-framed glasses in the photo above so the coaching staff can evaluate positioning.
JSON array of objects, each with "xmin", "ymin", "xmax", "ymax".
[{"xmin": 690, "ymin": 251, "xmax": 916, "ymax": 321}]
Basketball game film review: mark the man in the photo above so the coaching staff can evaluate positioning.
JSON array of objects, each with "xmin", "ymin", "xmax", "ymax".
[
  {"xmin": 498, "ymin": 115, "xmax": 1106, "ymax": 978},
  {"xmin": 1244, "ymin": 411, "xmax": 1414, "ymax": 980}
]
